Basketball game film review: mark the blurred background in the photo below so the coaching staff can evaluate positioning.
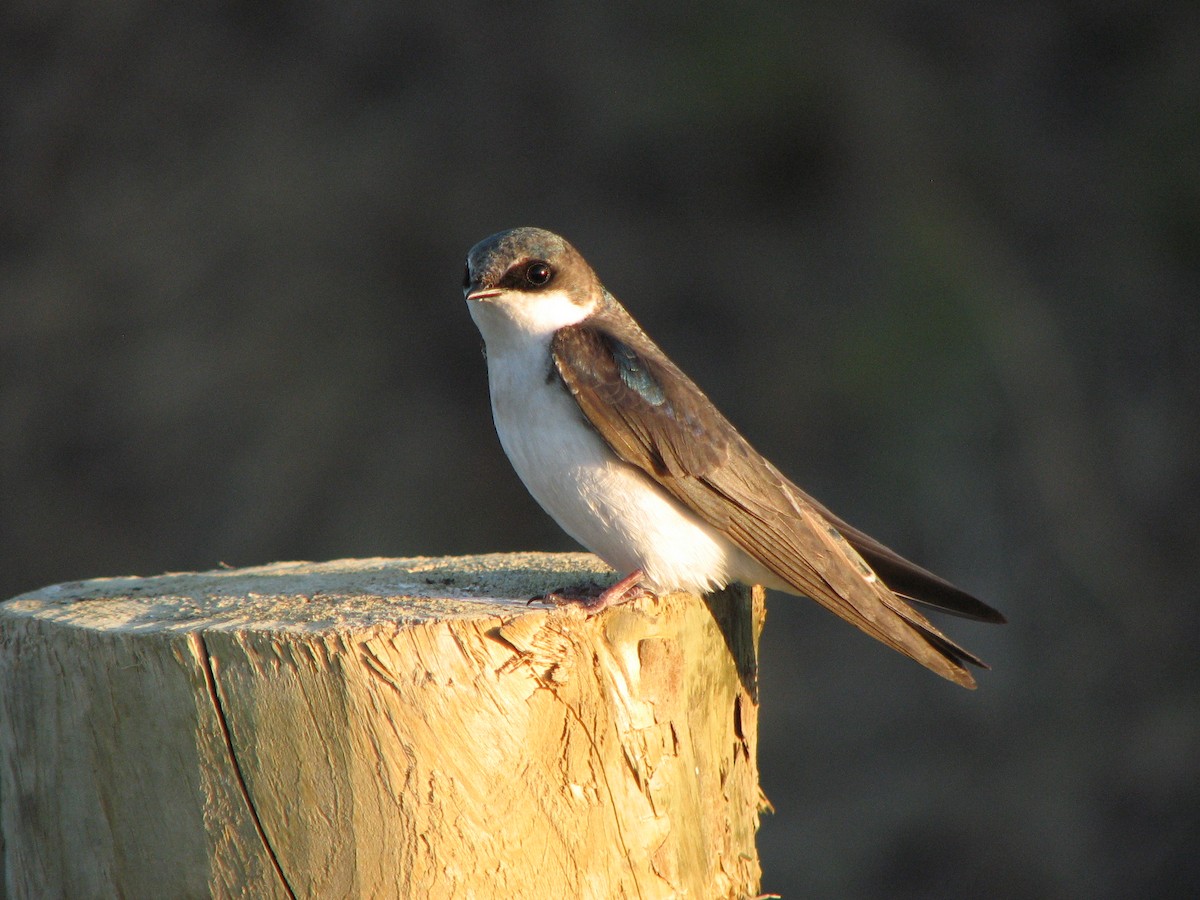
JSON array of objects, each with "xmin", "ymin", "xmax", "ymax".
[{"xmin": 2, "ymin": 1, "xmax": 1197, "ymax": 896}]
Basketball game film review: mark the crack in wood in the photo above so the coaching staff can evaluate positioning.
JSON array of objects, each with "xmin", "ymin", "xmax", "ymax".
[
  {"xmin": 547, "ymin": 676, "xmax": 647, "ymax": 900},
  {"xmin": 193, "ymin": 633, "xmax": 297, "ymax": 900}
]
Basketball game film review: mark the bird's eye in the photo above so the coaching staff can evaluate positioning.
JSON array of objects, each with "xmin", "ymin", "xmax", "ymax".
[{"xmin": 525, "ymin": 262, "xmax": 553, "ymax": 286}]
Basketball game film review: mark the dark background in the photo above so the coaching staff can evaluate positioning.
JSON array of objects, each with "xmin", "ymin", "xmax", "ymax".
[{"xmin": 3, "ymin": 2, "xmax": 1197, "ymax": 896}]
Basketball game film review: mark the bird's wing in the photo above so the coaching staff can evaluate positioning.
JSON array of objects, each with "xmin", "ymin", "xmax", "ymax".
[{"xmin": 551, "ymin": 315, "xmax": 1000, "ymax": 687}]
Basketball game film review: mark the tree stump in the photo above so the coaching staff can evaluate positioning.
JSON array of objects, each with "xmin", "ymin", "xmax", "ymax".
[{"xmin": 0, "ymin": 553, "xmax": 765, "ymax": 899}]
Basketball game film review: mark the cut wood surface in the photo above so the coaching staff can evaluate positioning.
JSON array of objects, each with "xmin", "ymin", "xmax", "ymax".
[{"xmin": 0, "ymin": 553, "xmax": 766, "ymax": 899}]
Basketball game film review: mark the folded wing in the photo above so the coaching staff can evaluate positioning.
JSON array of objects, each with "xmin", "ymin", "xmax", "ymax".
[{"xmin": 551, "ymin": 308, "xmax": 1003, "ymax": 687}]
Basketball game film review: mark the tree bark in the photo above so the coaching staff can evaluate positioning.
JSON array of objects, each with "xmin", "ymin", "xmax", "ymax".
[{"xmin": 0, "ymin": 553, "xmax": 765, "ymax": 899}]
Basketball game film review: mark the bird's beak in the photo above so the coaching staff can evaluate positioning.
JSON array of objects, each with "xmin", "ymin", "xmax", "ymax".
[{"xmin": 466, "ymin": 287, "xmax": 502, "ymax": 302}]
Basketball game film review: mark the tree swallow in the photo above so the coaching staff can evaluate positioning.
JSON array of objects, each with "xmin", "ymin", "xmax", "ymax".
[{"xmin": 464, "ymin": 227, "xmax": 1004, "ymax": 688}]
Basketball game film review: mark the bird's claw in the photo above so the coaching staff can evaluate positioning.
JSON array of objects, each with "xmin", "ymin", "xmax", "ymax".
[{"xmin": 528, "ymin": 569, "xmax": 650, "ymax": 617}]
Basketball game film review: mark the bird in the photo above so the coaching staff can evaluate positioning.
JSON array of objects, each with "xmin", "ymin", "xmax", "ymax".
[{"xmin": 463, "ymin": 227, "xmax": 1004, "ymax": 688}]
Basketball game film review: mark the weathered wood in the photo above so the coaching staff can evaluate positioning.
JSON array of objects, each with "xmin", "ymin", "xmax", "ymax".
[{"xmin": 0, "ymin": 553, "xmax": 765, "ymax": 899}]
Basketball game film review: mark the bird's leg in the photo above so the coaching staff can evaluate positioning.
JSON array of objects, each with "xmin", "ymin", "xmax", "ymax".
[
  {"xmin": 588, "ymin": 568, "xmax": 650, "ymax": 612},
  {"xmin": 535, "ymin": 569, "xmax": 651, "ymax": 616}
]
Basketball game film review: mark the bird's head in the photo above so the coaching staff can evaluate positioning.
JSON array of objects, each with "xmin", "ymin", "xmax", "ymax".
[{"xmin": 464, "ymin": 228, "xmax": 601, "ymax": 339}]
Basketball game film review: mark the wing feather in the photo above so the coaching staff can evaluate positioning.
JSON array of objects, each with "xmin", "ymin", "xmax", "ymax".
[{"xmin": 551, "ymin": 314, "xmax": 1001, "ymax": 686}]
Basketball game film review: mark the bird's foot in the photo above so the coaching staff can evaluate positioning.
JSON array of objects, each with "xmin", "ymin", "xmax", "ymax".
[{"xmin": 532, "ymin": 569, "xmax": 651, "ymax": 616}]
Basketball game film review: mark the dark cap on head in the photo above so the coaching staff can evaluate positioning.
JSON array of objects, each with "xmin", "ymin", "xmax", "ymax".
[{"xmin": 465, "ymin": 228, "xmax": 597, "ymax": 297}]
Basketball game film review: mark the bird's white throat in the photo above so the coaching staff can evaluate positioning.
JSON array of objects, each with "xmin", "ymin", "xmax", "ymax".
[{"xmin": 467, "ymin": 288, "xmax": 595, "ymax": 346}]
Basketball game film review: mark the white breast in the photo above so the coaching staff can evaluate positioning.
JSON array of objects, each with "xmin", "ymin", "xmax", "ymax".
[{"xmin": 469, "ymin": 291, "xmax": 769, "ymax": 595}]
